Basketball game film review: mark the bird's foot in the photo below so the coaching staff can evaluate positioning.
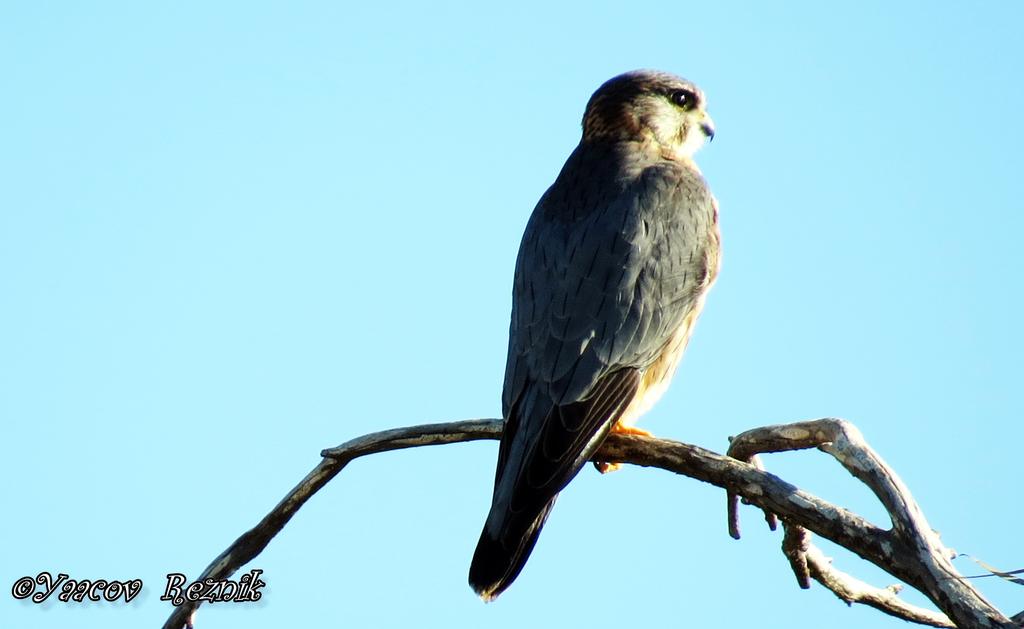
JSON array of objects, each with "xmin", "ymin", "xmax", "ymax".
[
  {"xmin": 609, "ymin": 424, "xmax": 654, "ymax": 437},
  {"xmin": 594, "ymin": 424, "xmax": 654, "ymax": 473}
]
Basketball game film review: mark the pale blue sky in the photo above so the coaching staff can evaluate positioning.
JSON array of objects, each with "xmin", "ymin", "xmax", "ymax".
[{"xmin": 2, "ymin": 2, "xmax": 1021, "ymax": 628}]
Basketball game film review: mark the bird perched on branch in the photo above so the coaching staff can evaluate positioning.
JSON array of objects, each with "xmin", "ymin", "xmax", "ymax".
[{"xmin": 469, "ymin": 69, "xmax": 721, "ymax": 600}]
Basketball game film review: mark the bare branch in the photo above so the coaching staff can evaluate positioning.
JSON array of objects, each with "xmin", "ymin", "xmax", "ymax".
[
  {"xmin": 804, "ymin": 540, "xmax": 957, "ymax": 627},
  {"xmin": 161, "ymin": 418, "xmax": 1015, "ymax": 629},
  {"xmin": 782, "ymin": 523, "xmax": 812, "ymax": 589},
  {"xmin": 160, "ymin": 419, "xmax": 501, "ymax": 629},
  {"xmin": 725, "ymin": 419, "xmax": 1011, "ymax": 629},
  {"xmin": 779, "ymin": 521, "xmax": 956, "ymax": 627}
]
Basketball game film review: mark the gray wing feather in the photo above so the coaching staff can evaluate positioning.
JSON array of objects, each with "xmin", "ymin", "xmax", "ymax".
[
  {"xmin": 483, "ymin": 150, "xmax": 718, "ymax": 586},
  {"xmin": 504, "ymin": 162, "xmax": 715, "ymax": 416}
]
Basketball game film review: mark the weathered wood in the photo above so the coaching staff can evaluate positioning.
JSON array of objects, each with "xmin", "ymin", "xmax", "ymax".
[
  {"xmin": 726, "ymin": 419, "xmax": 1011, "ymax": 629},
  {"xmin": 161, "ymin": 418, "xmax": 1016, "ymax": 629}
]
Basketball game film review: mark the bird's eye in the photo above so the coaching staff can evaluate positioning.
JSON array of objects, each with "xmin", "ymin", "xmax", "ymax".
[{"xmin": 669, "ymin": 89, "xmax": 696, "ymax": 110}]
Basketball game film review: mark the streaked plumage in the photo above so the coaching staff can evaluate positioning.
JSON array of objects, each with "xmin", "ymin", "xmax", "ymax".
[{"xmin": 469, "ymin": 70, "xmax": 721, "ymax": 600}]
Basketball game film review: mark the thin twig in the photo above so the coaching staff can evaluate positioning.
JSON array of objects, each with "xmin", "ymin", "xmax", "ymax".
[
  {"xmin": 161, "ymin": 420, "xmax": 500, "ymax": 629},
  {"xmin": 803, "ymin": 541, "xmax": 956, "ymax": 628}
]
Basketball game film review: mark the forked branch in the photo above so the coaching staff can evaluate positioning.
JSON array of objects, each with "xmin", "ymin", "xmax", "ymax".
[{"xmin": 161, "ymin": 418, "xmax": 1016, "ymax": 629}]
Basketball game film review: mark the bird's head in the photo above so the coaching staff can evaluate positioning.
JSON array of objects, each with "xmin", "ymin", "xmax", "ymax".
[{"xmin": 582, "ymin": 70, "xmax": 715, "ymax": 161}]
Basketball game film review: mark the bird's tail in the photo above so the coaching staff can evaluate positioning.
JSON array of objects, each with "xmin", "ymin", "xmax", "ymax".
[{"xmin": 468, "ymin": 497, "xmax": 556, "ymax": 601}]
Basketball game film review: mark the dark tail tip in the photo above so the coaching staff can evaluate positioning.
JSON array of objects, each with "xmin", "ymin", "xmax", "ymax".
[
  {"xmin": 468, "ymin": 500, "xmax": 554, "ymax": 601},
  {"xmin": 468, "ymin": 531, "xmax": 514, "ymax": 602}
]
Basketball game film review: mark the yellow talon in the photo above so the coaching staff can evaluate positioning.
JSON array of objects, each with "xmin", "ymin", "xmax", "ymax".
[
  {"xmin": 609, "ymin": 423, "xmax": 654, "ymax": 437},
  {"xmin": 595, "ymin": 423, "xmax": 654, "ymax": 473}
]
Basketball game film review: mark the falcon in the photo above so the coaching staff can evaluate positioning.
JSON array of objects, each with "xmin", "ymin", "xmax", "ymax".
[{"xmin": 469, "ymin": 69, "xmax": 720, "ymax": 601}]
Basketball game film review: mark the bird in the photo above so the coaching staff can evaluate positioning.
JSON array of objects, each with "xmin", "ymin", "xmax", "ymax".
[{"xmin": 468, "ymin": 70, "xmax": 721, "ymax": 601}]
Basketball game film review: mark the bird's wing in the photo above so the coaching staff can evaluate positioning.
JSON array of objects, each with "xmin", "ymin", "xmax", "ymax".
[
  {"xmin": 492, "ymin": 160, "xmax": 717, "ymax": 526},
  {"xmin": 470, "ymin": 158, "xmax": 717, "ymax": 598}
]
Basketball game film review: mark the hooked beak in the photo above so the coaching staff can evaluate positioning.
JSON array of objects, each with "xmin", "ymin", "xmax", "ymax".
[{"xmin": 699, "ymin": 112, "xmax": 715, "ymax": 142}]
